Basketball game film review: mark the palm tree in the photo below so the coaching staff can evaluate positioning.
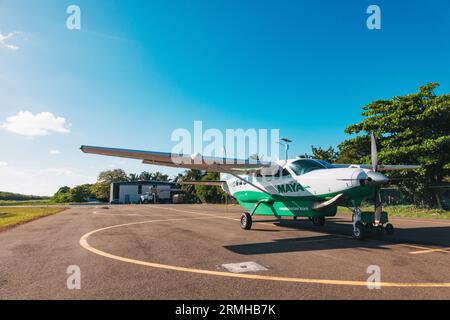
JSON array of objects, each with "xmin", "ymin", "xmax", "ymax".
[
  {"xmin": 139, "ymin": 171, "xmax": 152, "ymax": 181},
  {"xmin": 151, "ymin": 171, "xmax": 169, "ymax": 182},
  {"xmin": 128, "ymin": 173, "xmax": 139, "ymax": 181}
]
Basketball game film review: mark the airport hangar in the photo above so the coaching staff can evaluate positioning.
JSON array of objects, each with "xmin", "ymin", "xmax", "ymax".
[{"xmin": 110, "ymin": 180, "xmax": 180, "ymax": 204}]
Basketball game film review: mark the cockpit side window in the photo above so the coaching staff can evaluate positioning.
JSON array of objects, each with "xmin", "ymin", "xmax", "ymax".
[
  {"xmin": 281, "ymin": 168, "xmax": 291, "ymax": 176},
  {"xmin": 290, "ymin": 159, "xmax": 326, "ymax": 176}
]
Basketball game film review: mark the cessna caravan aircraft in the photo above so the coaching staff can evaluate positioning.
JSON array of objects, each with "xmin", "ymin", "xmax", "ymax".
[{"xmin": 81, "ymin": 134, "xmax": 419, "ymax": 240}]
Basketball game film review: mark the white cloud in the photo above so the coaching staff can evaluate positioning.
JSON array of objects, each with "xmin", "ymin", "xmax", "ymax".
[
  {"xmin": 0, "ymin": 32, "xmax": 19, "ymax": 51},
  {"xmin": 0, "ymin": 161, "xmax": 8, "ymax": 167},
  {"xmin": 49, "ymin": 149, "xmax": 61, "ymax": 155},
  {"xmin": 1, "ymin": 111, "xmax": 71, "ymax": 137}
]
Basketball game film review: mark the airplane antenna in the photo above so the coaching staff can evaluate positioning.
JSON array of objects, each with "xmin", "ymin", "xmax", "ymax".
[{"xmin": 278, "ymin": 138, "xmax": 292, "ymax": 160}]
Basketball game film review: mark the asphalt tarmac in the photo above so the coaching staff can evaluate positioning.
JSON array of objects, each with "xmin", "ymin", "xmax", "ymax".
[{"xmin": 1, "ymin": 204, "xmax": 450, "ymax": 299}]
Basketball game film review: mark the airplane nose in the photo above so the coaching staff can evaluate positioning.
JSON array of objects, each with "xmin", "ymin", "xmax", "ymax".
[{"xmin": 366, "ymin": 171, "xmax": 390, "ymax": 186}]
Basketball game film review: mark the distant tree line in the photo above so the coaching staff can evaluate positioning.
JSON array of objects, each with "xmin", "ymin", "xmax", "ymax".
[
  {"xmin": 50, "ymin": 168, "xmax": 228, "ymax": 204},
  {"xmin": 0, "ymin": 191, "xmax": 49, "ymax": 201},
  {"xmin": 51, "ymin": 169, "xmax": 171, "ymax": 203}
]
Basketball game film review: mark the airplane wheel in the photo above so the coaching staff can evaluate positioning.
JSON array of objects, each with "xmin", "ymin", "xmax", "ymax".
[
  {"xmin": 385, "ymin": 223, "xmax": 394, "ymax": 235},
  {"xmin": 312, "ymin": 216, "xmax": 325, "ymax": 226},
  {"xmin": 375, "ymin": 225, "xmax": 384, "ymax": 235},
  {"xmin": 352, "ymin": 221, "xmax": 365, "ymax": 240},
  {"xmin": 240, "ymin": 212, "xmax": 252, "ymax": 230},
  {"xmin": 293, "ymin": 216, "xmax": 298, "ymax": 221}
]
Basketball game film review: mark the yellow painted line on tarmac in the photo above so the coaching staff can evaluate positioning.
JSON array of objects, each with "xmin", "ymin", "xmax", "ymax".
[
  {"xmin": 79, "ymin": 216, "xmax": 450, "ymax": 288},
  {"xmin": 400, "ymin": 244, "xmax": 434, "ymax": 251},
  {"xmin": 398, "ymin": 244, "xmax": 450, "ymax": 255},
  {"xmin": 409, "ymin": 247, "xmax": 450, "ymax": 255}
]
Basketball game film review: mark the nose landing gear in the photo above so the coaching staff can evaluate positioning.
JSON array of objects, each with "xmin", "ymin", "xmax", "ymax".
[{"xmin": 351, "ymin": 207, "xmax": 394, "ymax": 240}]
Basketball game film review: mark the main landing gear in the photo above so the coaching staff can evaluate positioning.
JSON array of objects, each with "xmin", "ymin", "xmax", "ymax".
[
  {"xmin": 240, "ymin": 212, "xmax": 253, "ymax": 230},
  {"xmin": 306, "ymin": 216, "xmax": 326, "ymax": 226},
  {"xmin": 351, "ymin": 207, "xmax": 395, "ymax": 240},
  {"xmin": 311, "ymin": 216, "xmax": 325, "ymax": 226}
]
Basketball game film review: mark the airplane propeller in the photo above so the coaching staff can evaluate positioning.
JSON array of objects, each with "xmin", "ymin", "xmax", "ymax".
[
  {"xmin": 371, "ymin": 132, "xmax": 378, "ymax": 172},
  {"xmin": 370, "ymin": 132, "xmax": 383, "ymax": 226},
  {"xmin": 339, "ymin": 132, "xmax": 417, "ymax": 226}
]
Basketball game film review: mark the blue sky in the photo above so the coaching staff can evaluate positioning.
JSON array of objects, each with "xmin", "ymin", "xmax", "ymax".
[{"xmin": 1, "ymin": 0, "xmax": 450, "ymax": 195}]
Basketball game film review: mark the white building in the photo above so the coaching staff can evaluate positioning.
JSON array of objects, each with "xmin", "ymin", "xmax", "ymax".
[{"xmin": 110, "ymin": 180, "xmax": 179, "ymax": 204}]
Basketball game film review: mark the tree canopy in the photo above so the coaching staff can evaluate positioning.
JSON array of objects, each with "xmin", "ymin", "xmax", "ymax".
[
  {"xmin": 308, "ymin": 146, "xmax": 339, "ymax": 163},
  {"xmin": 338, "ymin": 83, "xmax": 450, "ymax": 206},
  {"xmin": 195, "ymin": 172, "xmax": 226, "ymax": 204},
  {"xmin": 175, "ymin": 169, "xmax": 204, "ymax": 203}
]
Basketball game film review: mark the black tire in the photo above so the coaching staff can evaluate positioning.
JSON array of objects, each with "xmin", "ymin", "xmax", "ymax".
[
  {"xmin": 385, "ymin": 223, "xmax": 394, "ymax": 235},
  {"xmin": 352, "ymin": 221, "xmax": 366, "ymax": 240},
  {"xmin": 240, "ymin": 212, "xmax": 252, "ymax": 230},
  {"xmin": 143, "ymin": 200, "xmax": 149, "ymax": 204},
  {"xmin": 312, "ymin": 216, "xmax": 325, "ymax": 226},
  {"xmin": 375, "ymin": 225, "xmax": 384, "ymax": 235},
  {"xmin": 293, "ymin": 216, "xmax": 298, "ymax": 221}
]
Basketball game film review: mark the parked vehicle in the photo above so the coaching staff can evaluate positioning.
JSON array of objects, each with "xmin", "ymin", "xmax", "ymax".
[{"xmin": 140, "ymin": 192, "xmax": 155, "ymax": 204}]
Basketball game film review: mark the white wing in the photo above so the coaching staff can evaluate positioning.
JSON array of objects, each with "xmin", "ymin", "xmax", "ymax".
[
  {"xmin": 80, "ymin": 145, "xmax": 273, "ymax": 174},
  {"xmin": 332, "ymin": 164, "xmax": 420, "ymax": 171}
]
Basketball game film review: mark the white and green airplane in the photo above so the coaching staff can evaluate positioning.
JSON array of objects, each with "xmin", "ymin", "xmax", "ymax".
[{"xmin": 81, "ymin": 134, "xmax": 419, "ymax": 240}]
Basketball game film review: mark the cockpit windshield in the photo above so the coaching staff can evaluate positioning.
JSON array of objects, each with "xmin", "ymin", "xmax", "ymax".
[
  {"xmin": 316, "ymin": 160, "xmax": 334, "ymax": 168},
  {"xmin": 290, "ymin": 159, "xmax": 327, "ymax": 176}
]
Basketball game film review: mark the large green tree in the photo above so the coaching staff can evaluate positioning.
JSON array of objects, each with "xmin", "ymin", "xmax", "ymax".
[
  {"xmin": 70, "ymin": 184, "xmax": 94, "ymax": 202},
  {"xmin": 175, "ymin": 170, "xmax": 204, "ymax": 203},
  {"xmin": 51, "ymin": 186, "xmax": 72, "ymax": 203},
  {"xmin": 92, "ymin": 169, "xmax": 130, "ymax": 201},
  {"xmin": 195, "ymin": 172, "xmax": 226, "ymax": 204},
  {"xmin": 338, "ymin": 83, "xmax": 450, "ymax": 207}
]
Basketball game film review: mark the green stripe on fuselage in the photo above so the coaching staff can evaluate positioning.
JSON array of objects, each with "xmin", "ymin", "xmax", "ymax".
[{"xmin": 233, "ymin": 186, "xmax": 374, "ymax": 217}]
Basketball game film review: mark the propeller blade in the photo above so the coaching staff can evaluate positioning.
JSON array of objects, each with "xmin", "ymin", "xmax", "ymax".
[
  {"xmin": 371, "ymin": 132, "xmax": 378, "ymax": 172},
  {"xmin": 374, "ymin": 187, "xmax": 382, "ymax": 225}
]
